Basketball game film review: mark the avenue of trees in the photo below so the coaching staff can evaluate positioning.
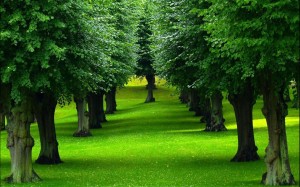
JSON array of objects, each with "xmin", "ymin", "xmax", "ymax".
[{"xmin": 0, "ymin": 0, "xmax": 299, "ymax": 186}]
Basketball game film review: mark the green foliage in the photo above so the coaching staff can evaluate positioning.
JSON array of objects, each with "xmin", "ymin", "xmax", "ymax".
[
  {"xmin": 135, "ymin": 3, "xmax": 155, "ymax": 77},
  {"xmin": 0, "ymin": 0, "xmax": 106, "ymax": 103},
  {"xmin": 202, "ymin": 0, "xmax": 299, "ymax": 92}
]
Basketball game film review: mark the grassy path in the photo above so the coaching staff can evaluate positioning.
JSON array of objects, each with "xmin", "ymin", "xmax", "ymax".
[{"xmin": 0, "ymin": 79, "xmax": 299, "ymax": 186}]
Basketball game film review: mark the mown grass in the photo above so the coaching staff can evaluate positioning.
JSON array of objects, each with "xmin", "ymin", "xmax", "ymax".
[{"xmin": 0, "ymin": 78, "xmax": 299, "ymax": 187}]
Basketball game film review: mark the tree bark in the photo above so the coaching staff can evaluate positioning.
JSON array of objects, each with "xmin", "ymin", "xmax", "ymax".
[
  {"xmin": 33, "ymin": 92, "xmax": 62, "ymax": 165},
  {"xmin": 228, "ymin": 83, "xmax": 259, "ymax": 162},
  {"xmin": 188, "ymin": 89, "xmax": 202, "ymax": 116},
  {"xmin": 105, "ymin": 87, "xmax": 117, "ymax": 114},
  {"xmin": 74, "ymin": 97, "xmax": 91, "ymax": 137},
  {"xmin": 200, "ymin": 98, "xmax": 211, "ymax": 125},
  {"xmin": 0, "ymin": 113, "xmax": 5, "ymax": 130},
  {"xmin": 5, "ymin": 98, "xmax": 41, "ymax": 183},
  {"xmin": 88, "ymin": 91, "xmax": 106, "ymax": 129},
  {"xmin": 145, "ymin": 74, "xmax": 155, "ymax": 103},
  {"xmin": 205, "ymin": 91, "xmax": 226, "ymax": 132},
  {"xmin": 261, "ymin": 82, "xmax": 295, "ymax": 185},
  {"xmin": 179, "ymin": 90, "xmax": 189, "ymax": 104}
]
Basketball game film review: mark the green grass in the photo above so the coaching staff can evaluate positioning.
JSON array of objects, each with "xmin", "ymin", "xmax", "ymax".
[{"xmin": 0, "ymin": 78, "xmax": 299, "ymax": 187}]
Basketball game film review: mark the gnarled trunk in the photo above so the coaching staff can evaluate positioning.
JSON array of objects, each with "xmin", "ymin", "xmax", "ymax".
[
  {"xmin": 5, "ymin": 98, "xmax": 40, "ymax": 183},
  {"xmin": 205, "ymin": 91, "xmax": 226, "ymax": 132},
  {"xmin": 74, "ymin": 97, "xmax": 91, "ymax": 137},
  {"xmin": 88, "ymin": 91, "xmax": 106, "ymax": 129},
  {"xmin": 33, "ymin": 92, "xmax": 62, "ymax": 165},
  {"xmin": 228, "ymin": 83, "xmax": 259, "ymax": 162},
  {"xmin": 145, "ymin": 74, "xmax": 155, "ymax": 103},
  {"xmin": 105, "ymin": 87, "xmax": 117, "ymax": 114},
  {"xmin": 261, "ymin": 82, "xmax": 295, "ymax": 185}
]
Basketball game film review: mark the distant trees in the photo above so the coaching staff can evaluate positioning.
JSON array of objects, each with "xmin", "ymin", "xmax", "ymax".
[
  {"xmin": 136, "ymin": 4, "xmax": 156, "ymax": 103},
  {"xmin": 152, "ymin": 0, "xmax": 298, "ymax": 185}
]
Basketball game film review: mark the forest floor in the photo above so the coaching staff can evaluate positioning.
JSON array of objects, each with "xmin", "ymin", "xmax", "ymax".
[{"xmin": 0, "ymin": 78, "xmax": 299, "ymax": 187}]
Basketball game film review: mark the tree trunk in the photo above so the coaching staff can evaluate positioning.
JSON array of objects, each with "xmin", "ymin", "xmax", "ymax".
[
  {"xmin": 145, "ymin": 74, "xmax": 155, "ymax": 103},
  {"xmin": 33, "ymin": 92, "xmax": 62, "ymax": 165},
  {"xmin": 205, "ymin": 91, "xmax": 226, "ymax": 132},
  {"xmin": 74, "ymin": 97, "xmax": 91, "ymax": 137},
  {"xmin": 88, "ymin": 91, "xmax": 106, "ymax": 129},
  {"xmin": 228, "ymin": 83, "xmax": 259, "ymax": 162},
  {"xmin": 179, "ymin": 90, "xmax": 189, "ymax": 104},
  {"xmin": 5, "ymin": 98, "xmax": 41, "ymax": 183},
  {"xmin": 200, "ymin": 98, "xmax": 211, "ymax": 125},
  {"xmin": 105, "ymin": 87, "xmax": 117, "ymax": 114},
  {"xmin": 0, "ymin": 113, "xmax": 5, "ymax": 130},
  {"xmin": 188, "ymin": 89, "xmax": 202, "ymax": 116},
  {"xmin": 261, "ymin": 82, "xmax": 295, "ymax": 185}
]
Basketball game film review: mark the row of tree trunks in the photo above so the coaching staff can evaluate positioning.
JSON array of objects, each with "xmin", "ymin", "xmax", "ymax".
[
  {"xmin": 5, "ymin": 98, "xmax": 41, "ymax": 183},
  {"xmin": 205, "ymin": 91, "xmax": 227, "ymax": 132},
  {"xmin": 88, "ymin": 92, "xmax": 106, "ymax": 129},
  {"xmin": 145, "ymin": 74, "xmax": 155, "ymax": 103},
  {"xmin": 261, "ymin": 81, "xmax": 295, "ymax": 185},
  {"xmin": 228, "ymin": 83, "xmax": 259, "ymax": 162},
  {"xmin": 105, "ymin": 87, "xmax": 117, "ymax": 114},
  {"xmin": 74, "ymin": 97, "xmax": 91, "ymax": 137}
]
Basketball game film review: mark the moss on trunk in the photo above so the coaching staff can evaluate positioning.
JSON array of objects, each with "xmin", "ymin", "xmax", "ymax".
[
  {"xmin": 5, "ymin": 98, "xmax": 41, "ymax": 183},
  {"xmin": 261, "ymin": 82, "xmax": 295, "ymax": 185}
]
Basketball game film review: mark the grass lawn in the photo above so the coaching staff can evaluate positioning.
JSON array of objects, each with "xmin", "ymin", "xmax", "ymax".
[{"xmin": 0, "ymin": 77, "xmax": 299, "ymax": 187}]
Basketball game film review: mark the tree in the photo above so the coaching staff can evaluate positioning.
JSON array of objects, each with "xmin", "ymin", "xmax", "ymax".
[
  {"xmin": 152, "ymin": 0, "xmax": 226, "ymax": 131},
  {"xmin": 0, "ymin": 0, "xmax": 103, "ymax": 182},
  {"xmin": 136, "ymin": 4, "xmax": 156, "ymax": 103},
  {"xmin": 203, "ymin": 0, "xmax": 299, "ymax": 184}
]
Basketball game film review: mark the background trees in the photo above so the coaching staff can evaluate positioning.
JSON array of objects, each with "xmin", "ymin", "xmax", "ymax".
[{"xmin": 202, "ymin": 0, "xmax": 299, "ymax": 184}]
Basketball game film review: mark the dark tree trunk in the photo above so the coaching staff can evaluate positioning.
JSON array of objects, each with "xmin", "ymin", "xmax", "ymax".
[
  {"xmin": 200, "ymin": 98, "xmax": 211, "ymax": 125},
  {"xmin": 228, "ymin": 83, "xmax": 259, "ymax": 162},
  {"xmin": 261, "ymin": 80, "xmax": 295, "ymax": 185},
  {"xmin": 74, "ymin": 97, "xmax": 91, "ymax": 137},
  {"xmin": 205, "ymin": 91, "xmax": 226, "ymax": 132},
  {"xmin": 145, "ymin": 74, "xmax": 155, "ymax": 103},
  {"xmin": 88, "ymin": 91, "xmax": 106, "ymax": 129},
  {"xmin": 0, "ymin": 113, "xmax": 5, "ymax": 130},
  {"xmin": 105, "ymin": 87, "xmax": 117, "ymax": 114},
  {"xmin": 33, "ymin": 93, "xmax": 62, "ymax": 165},
  {"xmin": 188, "ymin": 89, "xmax": 202, "ymax": 116},
  {"xmin": 179, "ymin": 90, "xmax": 189, "ymax": 104},
  {"xmin": 5, "ymin": 98, "xmax": 41, "ymax": 183}
]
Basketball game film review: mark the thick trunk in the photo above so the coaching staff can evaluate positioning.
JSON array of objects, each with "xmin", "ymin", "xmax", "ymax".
[
  {"xmin": 188, "ymin": 89, "xmax": 202, "ymax": 116},
  {"xmin": 105, "ymin": 87, "xmax": 117, "ymax": 114},
  {"xmin": 5, "ymin": 99, "xmax": 40, "ymax": 183},
  {"xmin": 228, "ymin": 83, "xmax": 259, "ymax": 162},
  {"xmin": 261, "ymin": 83, "xmax": 295, "ymax": 185},
  {"xmin": 205, "ymin": 91, "xmax": 226, "ymax": 132},
  {"xmin": 145, "ymin": 74, "xmax": 155, "ymax": 103},
  {"xmin": 88, "ymin": 91, "xmax": 106, "ymax": 129},
  {"xmin": 33, "ymin": 93, "xmax": 62, "ymax": 165},
  {"xmin": 0, "ymin": 113, "xmax": 5, "ymax": 130},
  {"xmin": 74, "ymin": 97, "xmax": 91, "ymax": 137}
]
